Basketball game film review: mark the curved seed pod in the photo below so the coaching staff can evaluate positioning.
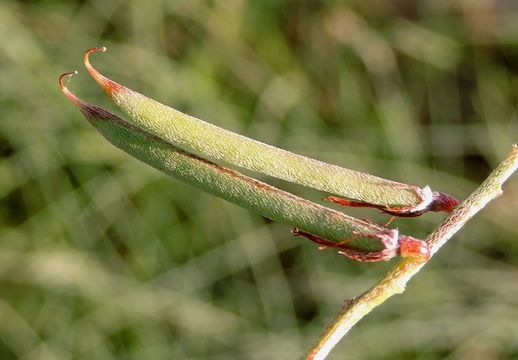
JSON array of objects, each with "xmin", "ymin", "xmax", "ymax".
[
  {"xmin": 59, "ymin": 71, "xmax": 429, "ymax": 261},
  {"xmin": 83, "ymin": 47, "xmax": 457, "ymax": 215}
]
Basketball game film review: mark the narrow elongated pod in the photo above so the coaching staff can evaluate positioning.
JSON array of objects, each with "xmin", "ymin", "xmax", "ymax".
[
  {"xmin": 83, "ymin": 47, "xmax": 457, "ymax": 215},
  {"xmin": 60, "ymin": 72, "xmax": 429, "ymax": 261}
]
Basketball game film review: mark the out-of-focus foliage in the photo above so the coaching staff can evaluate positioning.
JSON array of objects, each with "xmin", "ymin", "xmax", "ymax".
[{"xmin": 0, "ymin": 1, "xmax": 517, "ymax": 359}]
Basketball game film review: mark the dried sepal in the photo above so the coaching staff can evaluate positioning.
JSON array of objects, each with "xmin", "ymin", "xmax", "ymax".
[{"xmin": 325, "ymin": 186, "xmax": 459, "ymax": 218}]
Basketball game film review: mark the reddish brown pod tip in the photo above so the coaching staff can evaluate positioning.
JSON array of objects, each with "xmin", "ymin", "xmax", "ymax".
[
  {"xmin": 59, "ymin": 70, "xmax": 85, "ymax": 106},
  {"xmin": 59, "ymin": 70, "xmax": 118, "ymax": 122},
  {"xmin": 84, "ymin": 47, "xmax": 122, "ymax": 97}
]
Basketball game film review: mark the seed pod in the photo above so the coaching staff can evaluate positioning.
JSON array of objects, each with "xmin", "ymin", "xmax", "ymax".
[
  {"xmin": 83, "ymin": 47, "xmax": 457, "ymax": 215},
  {"xmin": 60, "ymin": 71, "xmax": 429, "ymax": 261}
]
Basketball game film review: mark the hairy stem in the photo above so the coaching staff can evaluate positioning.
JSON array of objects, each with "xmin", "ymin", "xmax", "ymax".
[{"xmin": 306, "ymin": 145, "xmax": 518, "ymax": 360}]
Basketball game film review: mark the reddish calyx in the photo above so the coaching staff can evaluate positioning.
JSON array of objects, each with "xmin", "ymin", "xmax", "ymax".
[
  {"xmin": 398, "ymin": 236, "xmax": 430, "ymax": 260},
  {"xmin": 291, "ymin": 228, "xmax": 428, "ymax": 262}
]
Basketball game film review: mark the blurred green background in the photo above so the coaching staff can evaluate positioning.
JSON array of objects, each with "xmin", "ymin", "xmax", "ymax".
[{"xmin": 1, "ymin": 0, "xmax": 517, "ymax": 359}]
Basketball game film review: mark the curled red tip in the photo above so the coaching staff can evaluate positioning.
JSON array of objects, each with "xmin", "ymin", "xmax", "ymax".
[
  {"xmin": 59, "ymin": 70, "xmax": 78, "ymax": 90},
  {"xmin": 59, "ymin": 70, "xmax": 84, "ymax": 105},
  {"xmin": 59, "ymin": 69, "xmax": 120, "ymax": 122},
  {"xmin": 84, "ymin": 46, "xmax": 122, "ymax": 97}
]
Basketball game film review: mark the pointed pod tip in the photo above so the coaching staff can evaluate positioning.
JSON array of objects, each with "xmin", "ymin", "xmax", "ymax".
[
  {"xmin": 59, "ymin": 69, "xmax": 119, "ymax": 123},
  {"xmin": 59, "ymin": 70, "xmax": 86, "ymax": 106},
  {"xmin": 58, "ymin": 70, "xmax": 78, "ymax": 91},
  {"xmin": 83, "ymin": 46, "xmax": 122, "ymax": 97},
  {"xmin": 84, "ymin": 47, "xmax": 107, "ymax": 59}
]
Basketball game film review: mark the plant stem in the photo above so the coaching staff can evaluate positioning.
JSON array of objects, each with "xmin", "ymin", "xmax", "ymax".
[{"xmin": 306, "ymin": 145, "xmax": 518, "ymax": 360}]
